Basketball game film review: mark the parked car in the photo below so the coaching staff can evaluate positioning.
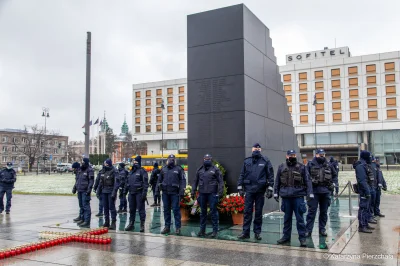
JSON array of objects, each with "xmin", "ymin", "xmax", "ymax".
[{"xmin": 56, "ymin": 163, "xmax": 72, "ymax": 173}]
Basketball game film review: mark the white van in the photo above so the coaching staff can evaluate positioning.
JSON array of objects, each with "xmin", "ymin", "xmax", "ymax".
[{"xmin": 56, "ymin": 163, "xmax": 72, "ymax": 172}]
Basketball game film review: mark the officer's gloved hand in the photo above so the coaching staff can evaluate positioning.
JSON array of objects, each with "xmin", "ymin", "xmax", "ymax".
[
  {"xmin": 238, "ymin": 190, "xmax": 244, "ymax": 197},
  {"xmin": 265, "ymin": 187, "xmax": 273, "ymax": 199},
  {"xmin": 111, "ymin": 193, "xmax": 116, "ymax": 200},
  {"xmin": 273, "ymin": 194, "xmax": 279, "ymax": 202},
  {"xmin": 307, "ymin": 194, "xmax": 314, "ymax": 202},
  {"xmin": 378, "ymin": 183, "xmax": 383, "ymax": 188},
  {"xmin": 93, "ymin": 188, "xmax": 97, "ymax": 193},
  {"xmin": 141, "ymin": 194, "xmax": 147, "ymax": 202},
  {"xmin": 86, "ymin": 190, "xmax": 91, "ymax": 196},
  {"xmin": 72, "ymin": 186, "xmax": 77, "ymax": 194},
  {"xmin": 191, "ymin": 192, "xmax": 195, "ymax": 200},
  {"xmin": 382, "ymin": 187, "xmax": 387, "ymax": 191},
  {"xmin": 365, "ymin": 194, "xmax": 371, "ymax": 199}
]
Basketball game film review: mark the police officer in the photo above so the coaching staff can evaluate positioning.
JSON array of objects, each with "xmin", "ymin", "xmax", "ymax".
[
  {"xmin": 191, "ymin": 154, "xmax": 223, "ymax": 238},
  {"xmin": 117, "ymin": 162, "xmax": 129, "ymax": 213},
  {"xmin": 353, "ymin": 150, "xmax": 375, "ymax": 233},
  {"xmin": 71, "ymin": 158, "xmax": 94, "ymax": 228},
  {"xmin": 374, "ymin": 157, "xmax": 386, "ymax": 218},
  {"xmin": 305, "ymin": 149, "xmax": 338, "ymax": 237},
  {"xmin": 125, "ymin": 156, "xmax": 149, "ymax": 232},
  {"xmin": 93, "ymin": 165, "xmax": 104, "ymax": 217},
  {"xmin": 368, "ymin": 156, "xmax": 379, "ymax": 223},
  {"xmin": 157, "ymin": 154, "xmax": 186, "ymax": 235},
  {"xmin": 0, "ymin": 162, "xmax": 17, "ymax": 214},
  {"xmin": 149, "ymin": 162, "xmax": 161, "ymax": 207},
  {"xmin": 274, "ymin": 150, "xmax": 312, "ymax": 247},
  {"xmin": 97, "ymin": 159, "xmax": 120, "ymax": 230},
  {"xmin": 329, "ymin": 157, "xmax": 339, "ymax": 197},
  {"xmin": 237, "ymin": 143, "xmax": 274, "ymax": 240}
]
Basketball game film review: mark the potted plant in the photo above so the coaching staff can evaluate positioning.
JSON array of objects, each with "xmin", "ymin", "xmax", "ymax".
[
  {"xmin": 180, "ymin": 185, "xmax": 195, "ymax": 221},
  {"xmin": 218, "ymin": 193, "xmax": 245, "ymax": 225}
]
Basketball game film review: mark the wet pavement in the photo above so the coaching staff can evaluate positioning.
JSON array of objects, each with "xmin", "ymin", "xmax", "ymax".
[{"xmin": 0, "ymin": 194, "xmax": 398, "ymax": 265}]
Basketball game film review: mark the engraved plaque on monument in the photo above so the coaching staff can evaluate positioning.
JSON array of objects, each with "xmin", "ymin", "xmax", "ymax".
[{"xmin": 187, "ymin": 4, "xmax": 298, "ymax": 212}]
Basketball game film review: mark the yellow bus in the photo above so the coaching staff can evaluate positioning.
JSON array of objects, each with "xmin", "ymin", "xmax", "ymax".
[{"xmin": 131, "ymin": 154, "xmax": 188, "ymax": 172}]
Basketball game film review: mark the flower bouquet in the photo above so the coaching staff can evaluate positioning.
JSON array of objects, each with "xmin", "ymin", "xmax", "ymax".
[{"xmin": 218, "ymin": 193, "xmax": 245, "ymax": 225}]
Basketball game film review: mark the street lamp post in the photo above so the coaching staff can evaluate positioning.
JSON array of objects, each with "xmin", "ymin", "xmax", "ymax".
[
  {"xmin": 161, "ymin": 99, "xmax": 165, "ymax": 161},
  {"xmin": 42, "ymin": 107, "xmax": 50, "ymax": 174},
  {"xmin": 312, "ymin": 94, "xmax": 318, "ymax": 153}
]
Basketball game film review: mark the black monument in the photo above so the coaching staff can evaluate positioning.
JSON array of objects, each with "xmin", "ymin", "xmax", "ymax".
[{"xmin": 187, "ymin": 4, "xmax": 299, "ymax": 212}]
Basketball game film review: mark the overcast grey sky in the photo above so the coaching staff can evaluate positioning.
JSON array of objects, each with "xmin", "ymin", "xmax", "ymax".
[{"xmin": 1, "ymin": 0, "xmax": 400, "ymax": 141}]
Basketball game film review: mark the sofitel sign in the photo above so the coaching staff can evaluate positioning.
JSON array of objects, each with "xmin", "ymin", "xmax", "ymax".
[{"xmin": 286, "ymin": 47, "xmax": 350, "ymax": 63}]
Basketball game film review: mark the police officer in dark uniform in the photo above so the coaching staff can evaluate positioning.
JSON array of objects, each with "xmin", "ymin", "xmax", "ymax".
[
  {"xmin": 0, "ymin": 162, "xmax": 17, "ymax": 214},
  {"xmin": 274, "ymin": 150, "xmax": 312, "ymax": 247},
  {"xmin": 117, "ymin": 162, "xmax": 129, "ymax": 213},
  {"xmin": 354, "ymin": 150, "xmax": 375, "ymax": 233},
  {"xmin": 93, "ymin": 165, "xmax": 104, "ymax": 217},
  {"xmin": 149, "ymin": 162, "xmax": 161, "ymax": 207},
  {"xmin": 368, "ymin": 156, "xmax": 379, "ymax": 223},
  {"xmin": 191, "ymin": 154, "xmax": 223, "ymax": 238},
  {"xmin": 97, "ymin": 159, "xmax": 120, "ymax": 230},
  {"xmin": 237, "ymin": 143, "xmax": 274, "ymax": 240},
  {"xmin": 72, "ymin": 158, "xmax": 94, "ymax": 228},
  {"xmin": 305, "ymin": 149, "xmax": 338, "ymax": 237},
  {"xmin": 157, "ymin": 154, "xmax": 186, "ymax": 235},
  {"xmin": 329, "ymin": 157, "xmax": 339, "ymax": 197},
  {"xmin": 374, "ymin": 157, "xmax": 386, "ymax": 218},
  {"xmin": 125, "ymin": 156, "xmax": 149, "ymax": 232}
]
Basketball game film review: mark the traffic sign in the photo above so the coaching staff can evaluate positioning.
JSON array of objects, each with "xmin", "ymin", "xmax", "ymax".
[{"xmin": 49, "ymin": 154, "xmax": 53, "ymax": 161}]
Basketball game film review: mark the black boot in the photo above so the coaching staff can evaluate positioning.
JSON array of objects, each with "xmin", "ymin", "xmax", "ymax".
[
  {"xmin": 197, "ymin": 230, "xmax": 206, "ymax": 237},
  {"xmin": 277, "ymin": 238, "xmax": 290, "ymax": 245},
  {"xmin": 237, "ymin": 233, "xmax": 250, "ymax": 239},
  {"xmin": 73, "ymin": 216, "xmax": 81, "ymax": 222},
  {"xmin": 377, "ymin": 213, "xmax": 385, "ymax": 217},
  {"xmin": 103, "ymin": 220, "xmax": 110, "ymax": 228},
  {"xmin": 95, "ymin": 213, "xmax": 103, "ymax": 217},
  {"xmin": 210, "ymin": 231, "xmax": 218, "ymax": 238},
  {"xmin": 175, "ymin": 228, "xmax": 181, "ymax": 235},
  {"xmin": 299, "ymin": 239, "xmax": 307, "ymax": 247},
  {"xmin": 319, "ymin": 231, "xmax": 327, "ymax": 237},
  {"xmin": 161, "ymin": 227, "xmax": 170, "ymax": 234},
  {"xmin": 109, "ymin": 220, "xmax": 116, "ymax": 230},
  {"xmin": 140, "ymin": 221, "xmax": 145, "ymax": 232},
  {"xmin": 125, "ymin": 221, "xmax": 134, "ymax": 231},
  {"xmin": 368, "ymin": 219, "xmax": 377, "ymax": 224},
  {"xmin": 79, "ymin": 221, "xmax": 90, "ymax": 228},
  {"xmin": 76, "ymin": 220, "xmax": 85, "ymax": 225},
  {"xmin": 254, "ymin": 234, "xmax": 262, "ymax": 240},
  {"xmin": 359, "ymin": 227, "xmax": 372, "ymax": 233},
  {"xmin": 117, "ymin": 209, "xmax": 123, "ymax": 214},
  {"xmin": 367, "ymin": 225, "xmax": 375, "ymax": 230}
]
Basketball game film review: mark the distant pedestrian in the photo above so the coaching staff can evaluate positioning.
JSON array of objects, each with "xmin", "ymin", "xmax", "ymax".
[{"xmin": 0, "ymin": 162, "xmax": 17, "ymax": 214}]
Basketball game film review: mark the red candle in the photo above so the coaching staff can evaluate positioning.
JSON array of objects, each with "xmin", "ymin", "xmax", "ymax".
[
  {"xmin": 10, "ymin": 250, "xmax": 16, "ymax": 257},
  {"xmin": 5, "ymin": 250, "xmax": 11, "ymax": 258},
  {"xmin": 0, "ymin": 251, "xmax": 5, "ymax": 259}
]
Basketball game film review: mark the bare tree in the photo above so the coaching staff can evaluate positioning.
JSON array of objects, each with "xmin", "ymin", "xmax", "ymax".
[
  {"xmin": 121, "ymin": 132, "xmax": 147, "ymax": 159},
  {"xmin": 67, "ymin": 144, "xmax": 81, "ymax": 163},
  {"xmin": 105, "ymin": 127, "xmax": 118, "ymax": 156},
  {"xmin": 11, "ymin": 125, "xmax": 56, "ymax": 171}
]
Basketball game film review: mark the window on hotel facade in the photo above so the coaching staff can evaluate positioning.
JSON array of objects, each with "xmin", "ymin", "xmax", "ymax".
[
  {"xmin": 167, "ymin": 88, "xmax": 173, "ymax": 95},
  {"xmin": 350, "ymin": 112, "xmax": 359, "ymax": 120},
  {"xmin": 146, "ymin": 108, "xmax": 151, "ymax": 115},
  {"xmin": 135, "ymin": 109, "xmax": 140, "ymax": 115},
  {"xmin": 135, "ymin": 100, "xmax": 140, "ymax": 107},
  {"xmin": 316, "ymin": 103, "xmax": 324, "ymax": 111},
  {"xmin": 385, "ymin": 62, "xmax": 395, "ymax": 71},
  {"xmin": 288, "ymin": 106, "xmax": 292, "ymax": 113},
  {"xmin": 146, "ymin": 90, "xmax": 151, "ymax": 97},
  {"xmin": 316, "ymin": 114, "xmax": 325, "ymax": 123},
  {"xmin": 156, "ymin": 98, "xmax": 162, "ymax": 104},
  {"xmin": 368, "ymin": 111, "xmax": 378, "ymax": 120},
  {"xmin": 146, "ymin": 99, "xmax": 151, "ymax": 106},
  {"xmin": 386, "ymin": 86, "xmax": 396, "ymax": 95},
  {"xmin": 368, "ymin": 99, "xmax": 377, "ymax": 108},
  {"xmin": 387, "ymin": 109, "xmax": 397, "ymax": 119},
  {"xmin": 385, "ymin": 74, "xmax": 395, "ymax": 83},
  {"xmin": 315, "ymin": 92, "xmax": 324, "ymax": 100},
  {"xmin": 179, "ymin": 96, "xmax": 185, "ymax": 103},
  {"xmin": 300, "ymin": 105, "xmax": 308, "ymax": 113},
  {"xmin": 156, "ymin": 125, "xmax": 161, "ymax": 132},
  {"xmin": 284, "ymin": 85, "xmax": 292, "ymax": 92},
  {"xmin": 349, "ymin": 89, "xmax": 358, "ymax": 98},
  {"xmin": 179, "ymin": 123, "xmax": 185, "ymax": 131},
  {"xmin": 145, "ymin": 125, "xmax": 151, "ymax": 132},
  {"xmin": 299, "ymin": 72, "xmax": 307, "ymax": 80},
  {"xmin": 285, "ymin": 95, "xmax": 292, "ymax": 103},
  {"xmin": 167, "ymin": 124, "xmax": 173, "ymax": 131},
  {"xmin": 332, "ymin": 102, "xmax": 341, "ymax": 110},
  {"xmin": 156, "ymin": 116, "xmax": 161, "ymax": 123},
  {"xmin": 179, "ymin": 86, "xmax": 185, "ymax": 94},
  {"xmin": 366, "ymin": 64, "xmax": 376, "ymax": 73},
  {"xmin": 156, "ymin": 89, "xmax": 162, "ymax": 96},
  {"xmin": 167, "ymin": 97, "xmax": 173, "ymax": 104},
  {"xmin": 332, "ymin": 91, "xmax": 341, "ymax": 99},
  {"xmin": 283, "ymin": 74, "xmax": 291, "ymax": 82},
  {"xmin": 135, "ymin": 117, "xmax": 140, "ymax": 124},
  {"xmin": 367, "ymin": 87, "xmax": 377, "ymax": 96},
  {"xmin": 386, "ymin": 97, "xmax": 397, "ymax": 106},
  {"xmin": 300, "ymin": 115, "xmax": 308, "ymax": 124},
  {"xmin": 179, "ymin": 105, "xmax": 184, "ymax": 112},
  {"xmin": 179, "ymin": 114, "xmax": 184, "ymax": 121},
  {"xmin": 331, "ymin": 80, "xmax": 340, "ymax": 88},
  {"xmin": 299, "ymin": 94, "xmax": 308, "ymax": 102},
  {"xmin": 349, "ymin": 78, "xmax": 358, "ymax": 87},
  {"xmin": 135, "ymin": 126, "xmax": 140, "ymax": 133},
  {"xmin": 299, "ymin": 83, "xmax": 307, "ymax": 91},
  {"xmin": 315, "ymin": 71, "xmax": 323, "ymax": 79},
  {"xmin": 349, "ymin": 100, "xmax": 359, "ymax": 109},
  {"xmin": 135, "ymin": 91, "xmax": 140, "ymax": 98},
  {"xmin": 167, "ymin": 115, "xmax": 173, "ymax": 122},
  {"xmin": 348, "ymin": 66, "xmax": 358, "ymax": 75},
  {"xmin": 156, "ymin": 107, "xmax": 162, "ymax": 114},
  {"xmin": 315, "ymin": 81, "xmax": 324, "ymax": 90},
  {"xmin": 331, "ymin": 68, "xmax": 340, "ymax": 77},
  {"xmin": 146, "ymin": 117, "xmax": 151, "ymax": 124},
  {"xmin": 367, "ymin": 76, "xmax": 376, "ymax": 85},
  {"xmin": 167, "ymin": 106, "xmax": 173, "ymax": 113},
  {"xmin": 333, "ymin": 113, "xmax": 342, "ymax": 122}
]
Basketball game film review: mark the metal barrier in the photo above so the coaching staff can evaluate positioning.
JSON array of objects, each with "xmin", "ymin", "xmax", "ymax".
[{"xmin": 334, "ymin": 180, "xmax": 356, "ymax": 216}]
